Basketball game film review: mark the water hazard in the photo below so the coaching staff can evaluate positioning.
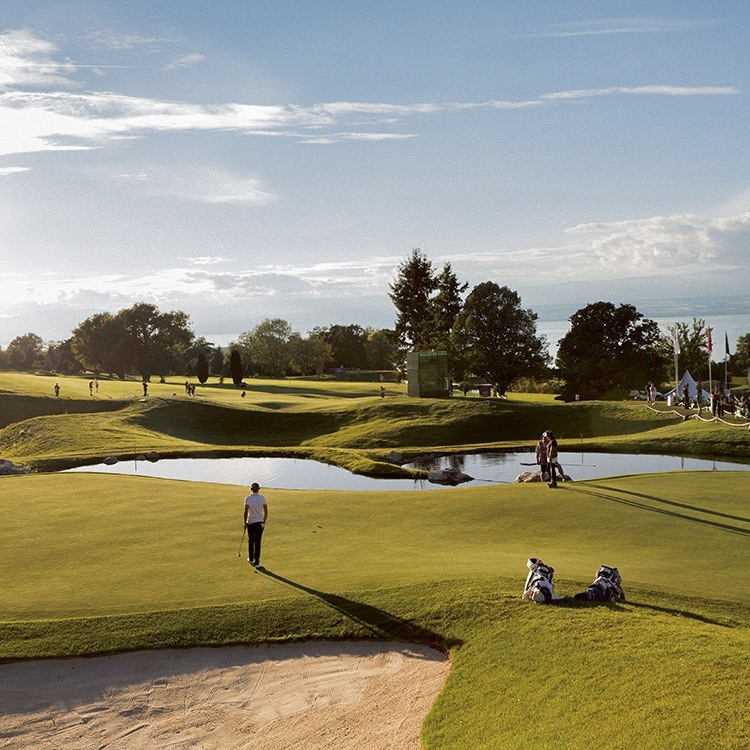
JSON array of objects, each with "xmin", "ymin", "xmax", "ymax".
[{"xmin": 64, "ymin": 451, "xmax": 749, "ymax": 491}]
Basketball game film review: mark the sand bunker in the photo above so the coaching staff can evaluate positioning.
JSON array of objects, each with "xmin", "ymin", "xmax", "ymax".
[{"xmin": 0, "ymin": 641, "xmax": 449, "ymax": 749}]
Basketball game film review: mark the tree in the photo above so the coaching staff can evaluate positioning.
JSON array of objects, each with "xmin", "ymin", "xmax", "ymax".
[
  {"xmin": 117, "ymin": 303, "xmax": 194, "ymax": 381},
  {"xmin": 671, "ymin": 318, "xmax": 711, "ymax": 380},
  {"xmin": 235, "ymin": 319, "xmax": 292, "ymax": 377},
  {"xmin": 451, "ymin": 282, "xmax": 549, "ymax": 393},
  {"xmin": 196, "ymin": 352, "xmax": 209, "ymax": 383},
  {"xmin": 430, "ymin": 263, "xmax": 468, "ymax": 351},
  {"xmin": 364, "ymin": 328, "xmax": 399, "ymax": 370},
  {"xmin": 288, "ymin": 333, "xmax": 333, "ymax": 376},
  {"xmin": 730, "ymin": 333, "xmax": 750, "ymax": 374},
  {"xmin": 71, "ymin": 312, "xmax": 128, "ymax": 377},
  {"xmin": 389, "ymin": 249, "xmax": 438, "ymax": 350},
  {"xmin": 313, "ymin": 324, "xmax": 367, "ymax": 369},
  {"xmin": 229, "ymin": 349, "xmax": 244, "ymax": 386},
  {"xmin": 210, "ymin": 346, "xmax": 225, "ymax": 376},
  {"xmin": 556, "ymin": 302, "xmax": 667, "ymax": 399},
  {"xmin": 6, "ymin": 332, "xmax": 44, "ymax": 371}
]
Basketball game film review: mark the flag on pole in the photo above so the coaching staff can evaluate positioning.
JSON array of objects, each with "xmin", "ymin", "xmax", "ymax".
[
  {"xmin": 725, "ymin": 332, "xmax": 731, "ymax": 358},
  {"xmin": 672, "ymin": 328, "xmax": 680, "ymax": 355},
  {"xmin": 706, "ymin": 327, "xmax": 712, "ymax": 355}
]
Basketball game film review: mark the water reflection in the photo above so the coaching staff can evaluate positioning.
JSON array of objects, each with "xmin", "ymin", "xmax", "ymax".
[{"xmin": 63, "ymin": 451, "xmax": 749, "ymax": 491}]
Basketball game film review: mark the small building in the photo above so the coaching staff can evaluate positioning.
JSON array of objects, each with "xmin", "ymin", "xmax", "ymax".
[{"xmin": 407, "ymin": 350, "xmax": 450, "ymax": 398}]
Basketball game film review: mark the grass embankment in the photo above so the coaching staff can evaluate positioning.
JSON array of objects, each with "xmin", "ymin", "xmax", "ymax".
[
  {"xmin": 2, "ymin": 373, "xmax": 748, "ymax": 475},
  {"xmin": 1, "ymin": 471, "xmax": 748, "ymax": 749}
]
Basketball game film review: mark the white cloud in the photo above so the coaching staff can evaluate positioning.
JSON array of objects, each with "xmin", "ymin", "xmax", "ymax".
[
  {"xmin": 0, "ymin": 165, "xmax": 28, "ymax": 175},
  {"xmin": 0, "ymin": 29, "xmax": 739, "ymax": 159},
  {"xmin": 138, "ymin": 167, "xmax": 276, "ymax": 205},
  {"xmin": 0, "ymin": 29, "xmax": 76, "ymax": 90},
  {"xmin": 165, "ymin": 53, "xmax": 206, "ymax": 70},
  {"xmin": 531, "ymin": 18, "xmax": 716, "ymax": 38}
]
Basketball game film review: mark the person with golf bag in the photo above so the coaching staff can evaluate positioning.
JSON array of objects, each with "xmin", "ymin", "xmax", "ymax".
[{"xmin": 243, "ymin": 482, "xmax": 268, "ymax": 569}]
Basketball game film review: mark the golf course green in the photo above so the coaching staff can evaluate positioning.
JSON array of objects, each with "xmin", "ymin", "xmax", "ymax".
[{"xmin": 1, "ymin": 372, "xmax": 748, "ymax": 748}]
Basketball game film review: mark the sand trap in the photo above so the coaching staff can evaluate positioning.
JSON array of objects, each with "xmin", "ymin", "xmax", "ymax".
[{"xmin": 0, "ymin": 641, "xmax": 449, "ymax": 749}]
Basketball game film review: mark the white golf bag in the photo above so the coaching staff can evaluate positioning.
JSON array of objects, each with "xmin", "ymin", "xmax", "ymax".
[
  {"xmin": 522, "ymin": 558, "xmax": 562, "ymax": 603},
  {"xmin": 574, "ymin": 565, "xmax": 626, "ymax": 602}
]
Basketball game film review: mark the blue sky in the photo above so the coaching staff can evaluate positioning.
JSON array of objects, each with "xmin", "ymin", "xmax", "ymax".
[{"xmin": 1, "ymin": 1, "xmax": 748, "ymax": 348}]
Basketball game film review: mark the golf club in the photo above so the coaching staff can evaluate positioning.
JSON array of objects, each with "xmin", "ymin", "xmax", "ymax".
[{"xmin": 237, "ymin": 526, "xmax": 246, "ymax": 557}]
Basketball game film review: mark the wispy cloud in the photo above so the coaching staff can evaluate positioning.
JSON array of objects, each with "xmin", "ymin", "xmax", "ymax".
[
  {"xmin": 165, "ymin": 53, "xmax": 206, "ymax": 70},
  {"xmin": 529, "ymin": 17, "xmax": 717, "ymax": 38},
  {"xmin": 0, "ymin": 29, "xmax": 739, "ymax": 159}
]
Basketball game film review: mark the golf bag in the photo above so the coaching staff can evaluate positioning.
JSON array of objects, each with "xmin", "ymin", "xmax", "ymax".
[
  {"xmin": 522, "ymin": 558, "xmax": 562, "ymax": 603},
  {"xmin": 574, "ymin": 565, "xmax": 626, "ymax": 602}
]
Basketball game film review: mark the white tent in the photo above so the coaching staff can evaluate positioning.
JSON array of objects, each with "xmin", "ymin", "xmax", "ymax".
[{"xmin": 664, "ymin": 370, "xmax": 711, "ymax": 403}]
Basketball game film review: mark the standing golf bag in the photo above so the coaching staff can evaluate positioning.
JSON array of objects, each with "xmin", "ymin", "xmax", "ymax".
[
  {"xmin": 522, "ymin": 558, "xmax": 562, "ymax": 603},
  {"xmin": 574, "ymin": 565, "xmax": 626, "ymax": 602}
]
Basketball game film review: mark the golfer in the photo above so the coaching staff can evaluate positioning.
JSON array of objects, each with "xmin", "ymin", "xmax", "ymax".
[
  {"xmin": 243, "ymin": 482, "xmax": 268, "ymax": 569},
  {"xmin": 535, "ymin": 433, "xmax": 549, "ymax": 481},
  {"xmin": 544, "ymin": 431, "xmax": 565, "ymax": 488}
]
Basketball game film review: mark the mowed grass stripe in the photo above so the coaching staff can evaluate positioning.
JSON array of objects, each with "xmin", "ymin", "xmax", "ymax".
[{"xmin": 1, "ymin": 472, "xmax": 748, "ymax": 621}]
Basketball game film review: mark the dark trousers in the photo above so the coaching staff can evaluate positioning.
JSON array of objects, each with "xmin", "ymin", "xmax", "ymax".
[{"xmin": 247, "ymin": 522, "xmax": 264, "ymax": 564}]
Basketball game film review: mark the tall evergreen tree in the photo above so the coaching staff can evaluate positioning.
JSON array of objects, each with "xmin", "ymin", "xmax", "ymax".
[
  {"xmin": 196, "ymin": 352, "xmax": 209, "ymax": 383},
  {"xmin": 389, "ymin": 249, "xmax": 437, "ymax": 350},
  {"xmin": 229, "ymin": 349, "xmax": 244, "ymax": 386}
]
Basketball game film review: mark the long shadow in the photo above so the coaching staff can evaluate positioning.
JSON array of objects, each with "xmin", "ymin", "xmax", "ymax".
[
  {"xmin": 258, "ymin": 570, "xmax": 460, "ymax": 652},
  {"xmin": 560, "ymin": 484, "xmax": 750, "ymax": 536},
  {"xmin": 584, "ymin": 482, "xmax": 750, "ymax": 524}
]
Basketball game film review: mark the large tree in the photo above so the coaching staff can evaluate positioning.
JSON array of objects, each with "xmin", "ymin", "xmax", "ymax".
[
  {"xmin": 117, "ymin": 303, "xmax": 194, "ymax": 381},
  {"xmin": 389, "ymin": 249, "xmax": 438, "ymax": 350},
  {"xmin": 312, "ymin": 324, "xmax": 368, "ymax": 369},
  {"xmin": 451, "ymin": 282, "xmax": 549, "ymax": 393},
  {"xmin": 556, "ymin": 302, "xmax": 667, "ymax": 399},
  {"xmin": 430, "ymin": 263, "xmax": 468, "ymax": 351},
  {"xmin": 288, "ymin": 332, "xmax": 332, "ymax": 376},
  {"xmin": 71, "ymin": 313, "xmax": 128, "ymax": 377},
  {"xmin": 5, "ymin": 332, "xmax": 44, "ymax": 371},
  {"xmin": 234, "ymin": 318, "xmax": 292, "ymax": 377}
]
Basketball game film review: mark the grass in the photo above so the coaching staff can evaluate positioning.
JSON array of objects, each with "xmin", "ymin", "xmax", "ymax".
[{"xmin": 1, "ymin": 371, "xmax": 749, "ymax": 748}]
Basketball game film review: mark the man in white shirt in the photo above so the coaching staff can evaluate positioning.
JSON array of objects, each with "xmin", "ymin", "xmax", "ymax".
[{"xmin": 243, "ymin": 482, "xmax": 268, "ymax": 569}]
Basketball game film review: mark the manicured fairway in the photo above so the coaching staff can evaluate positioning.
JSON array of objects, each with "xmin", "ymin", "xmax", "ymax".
[{"xmin": 1, "ymin": 372, "xmax": 749, "ymax": 748}]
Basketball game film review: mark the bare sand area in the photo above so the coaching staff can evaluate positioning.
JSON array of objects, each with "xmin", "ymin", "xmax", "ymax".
[{"xmin": 0, "ymin": 641, "xmax": 449, "ymax": 749}]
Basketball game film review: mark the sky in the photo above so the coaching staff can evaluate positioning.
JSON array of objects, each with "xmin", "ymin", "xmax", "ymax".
[{"xmin": 1, "ymin": 1, "xmax": 748, "ymax": 350}]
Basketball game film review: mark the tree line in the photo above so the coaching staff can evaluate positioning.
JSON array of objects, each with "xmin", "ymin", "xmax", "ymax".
[{"xmin": 1, "ymin": 250, "xmax": 748, "ymax": 397}]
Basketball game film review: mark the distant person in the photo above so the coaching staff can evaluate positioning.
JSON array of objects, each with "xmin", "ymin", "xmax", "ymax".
[
  {"xmin": 696, "ymin": 381, "xmax": 703, "ymax": 414},
  {"xmin": 240, "ymin": 390, "xmax": 246, "ymax": 398},
  {"xmin": 89, "ymin": 380, "xmax": 94, "ymax": 396},
  {"xmin": 544, "ymin": 431, "xmax": 565, "ymax": 488},
  {"xmin": 380, "ymin": 385, "xmax": 386, "ymax": 398},
  {"xmin": 535, "ymin": 433, "xmax": 549, "ymax": 482},
  {"xmin": 142, "ymin": 381, "xmax": 148, "ymax": 397},
  {"xmin": 646, "ymin": 381, "xmax": 654, "ymax": 403},
  {"xmin": 682, "ymin": 382, "xmax": 690, "ymax": 408},
  {"xmin": 243, "ymin": 482, "xmax": 268, "ymax": 569},
  {"xmin": 54, "ymin": 382, "xmax": 60, "ymax": 397}
]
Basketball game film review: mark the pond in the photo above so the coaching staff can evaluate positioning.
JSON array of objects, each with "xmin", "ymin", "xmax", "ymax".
[{"xmin": 64, "ymin": 451, "xmax": 749, "ymax": 491}]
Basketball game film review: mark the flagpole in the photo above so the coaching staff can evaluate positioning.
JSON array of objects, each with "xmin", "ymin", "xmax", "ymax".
[
  {"xmin": 707, "ymin": 326, "xmax": 713, "ymax": 394},
  {"xmin": 672, "ymin": 325, "xmax": 680, "ymax": 396}
]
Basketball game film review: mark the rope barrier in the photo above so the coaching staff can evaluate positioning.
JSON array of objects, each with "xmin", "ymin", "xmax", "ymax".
[{"xmin": 644, "ymin": 403, "xmax": 750, "ymax": 428}]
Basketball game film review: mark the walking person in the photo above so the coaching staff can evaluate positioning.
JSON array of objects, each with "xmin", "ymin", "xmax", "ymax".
[
  {"xmin": 244, "ymin": 482, "xmax": 268, "ymax": 569},
  {"xmin": 544, "ymin": 431, "xmax": 565, "ymax": 488},
  {"xmin": 535, "ymin": 433, "xmax": 549, "ymax": 482}
]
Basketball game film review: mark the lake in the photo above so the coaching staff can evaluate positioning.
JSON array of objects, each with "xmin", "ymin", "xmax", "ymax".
[{"xmin": 64, "ymin": 451, "xmax": 749, "ymax": 491}]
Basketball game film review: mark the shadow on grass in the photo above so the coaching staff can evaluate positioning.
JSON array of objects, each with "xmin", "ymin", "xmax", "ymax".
[
  {"xmin": 259, "ymin": 569, "xmax": 460, "ymax": 652},
  {"xmin": 561, "ymin": 483, "xmax": 750, "ymax": 536}
]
